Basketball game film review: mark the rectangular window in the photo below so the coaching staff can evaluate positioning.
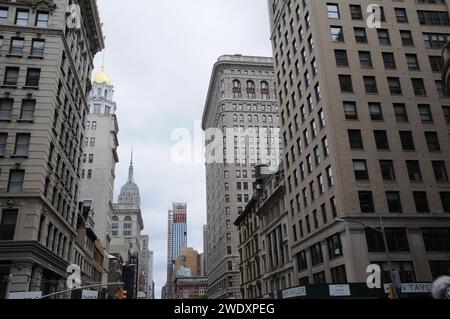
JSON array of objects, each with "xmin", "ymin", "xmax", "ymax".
[
  {"xmin": 353, "ymin": 160, "xmax": 369, "ymax": 180},
  {"xmin": 10, "ymin": 37, "xmax": 24, "ymax": 55},
  {"xmin": 0, "ymin": 98, "xmax": 13, "ymax": 120},
  {"xmin": 380, "ymin": 160, "xmax": 396, "ymax": 181},
  {"xmin": 422, "ymin": 228, "xmax": 450, "ymax": 252},
  {"xmin": 374, "ymin": 130, "xmax": 389, "ymax": 150},
  {"xmin": 359, "ymin": 191, "xmax": 375, "ymax": 213},
  {"xmin": 31, "ymin": 39, "xmax": 45, "ymax": 57},
  {"xmin": 0, "ymin": 133, "xmax": 7, "ymax": 156},
  {"xmin": 4, "ymin": 67, "xmax": 19, "ymax": 86},
  {"xmin": 0, "ymin": 210, "xmax": 18, "ymax": 240},
  {"xmin": 15, "ymin": 9, "xmax": 29, "ymax": 26},
  {"xmin": 406, "ymin": 161, "xmax": 423, "ymax": 181},
  {"xmin": 348, "ymin": 130, "xmax": 363, "ymax": 149},
  {"xmin": 25, "ymin": 68, "xmax": 41, "ymax": 87},
  {"xmin": 35, "ymin": 11, "xmax": 49, "ymax": 27},
  {"xmin": 432, "ymin": 161, "xmax": 449, "ymax": 182},
  {"xmin": 14, "ymin": 133, "xmax": 30, "ymax": 156},
  {"xmin": 8, "ymin": 170, "xmax": 25, "ymax": 192},
  {"xmin": 386, "ymin": 191, "xmax": 403, "ymax": 213},
  {"xmin": 413, "ymin": 192, "xmax": 430, "ymax": 213},
  {"xmin": 20, "ymin": 99, "xmax": 35, "ymax": 121},
  {"xmin": 366, "ymin": 228, "xmax": 409, "ymax": 252}
]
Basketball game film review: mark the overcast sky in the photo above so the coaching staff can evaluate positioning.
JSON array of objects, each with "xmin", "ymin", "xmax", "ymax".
[{"xmin": 94, "ymin": 0, "xmax": 273, "ymax": 298}]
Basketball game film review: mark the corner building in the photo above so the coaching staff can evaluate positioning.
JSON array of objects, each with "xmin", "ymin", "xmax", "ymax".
[
  {"xmin": 0, "ymin": 0, "xmax": 103, "ymax": 298},
  {"xmin": 202, "ymin": 55, "xmax": 281, "ymax": 299},
  {"xmin": 269, "ymin": 0, "xmax": 450, "ymax": 288}
]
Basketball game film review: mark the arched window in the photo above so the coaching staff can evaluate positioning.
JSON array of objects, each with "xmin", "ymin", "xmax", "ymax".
[
  {"xmin": 222, "ymin": 114, "xmax": 226, "ymax": 123},
  {"xmin": 104, "ymin": 89, "xmax": 108, "ymax": 99},
  {"xmin": 247, "ymin": 80, "xmax": 256, "ymax": 98},
  {"xmin": 233, "ymin": 114, "xmax": 238, "ymax": 122},
  {"xmin": 254, "ymin": 115, "xmax": 259, "ymax": 122},
  {"xmin": 268, "ymin": 115, "xmax": 273, "ymax": 123},
  {"xmin": 112, "ymin": 216, "xmax": 119, "ymax": 221},
  {"xmin": 247, "ymin": 115, "xmax": 253, "ymax": 122},
  {"xmin": 239, "ymin": 114, "xmax": 244, "ymax": 122},
  {"xmin": 261, "ymin": 81, "xmax": 270, "ymax": 99},
  {"xmin": 232, "ymin": 80, "xmax": 242, "ymax": 98},
  {"xmin": 124, "ymin": 216, "xmax": 132, "ymax": 222},
  {"xmin": 262, "ymin": 115, "xmax": 267, "ymax": 123}
]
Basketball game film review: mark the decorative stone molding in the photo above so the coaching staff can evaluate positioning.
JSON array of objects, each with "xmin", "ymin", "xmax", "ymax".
[{"xmin": 12, "ymin": 0, "xmax": 57, "ymax": 13}]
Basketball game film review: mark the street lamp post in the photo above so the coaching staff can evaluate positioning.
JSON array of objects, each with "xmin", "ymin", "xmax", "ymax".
[{"xmin": 335, "ymin": 216, "xmax": 399, "ymax": 299}]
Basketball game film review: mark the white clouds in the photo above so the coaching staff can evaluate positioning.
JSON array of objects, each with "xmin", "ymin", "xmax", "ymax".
[{"xmin": 95, "ymin": 0, "xmax": 272, "ymax": 298}]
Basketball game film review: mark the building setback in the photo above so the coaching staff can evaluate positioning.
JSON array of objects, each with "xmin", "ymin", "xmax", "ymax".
[
  {"xmin": 0, "ymin": 0, "xmax": 103, "ymax": 298},
  {"xmin": 202, "ymin": 55, "xmax": 281, "ymax": 299},
  {"xmin": 268, "ymin": 0, "xmax": 450, "ymax": 289}
]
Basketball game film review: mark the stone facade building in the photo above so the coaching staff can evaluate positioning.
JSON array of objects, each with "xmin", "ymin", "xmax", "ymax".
[
  {"xmin": 0, "ymin": 0, "xmax": 103, "ymax": 298},
  {"xmin": 202, "ymin": 55, "xmax": 281, "ymax": 299},
  {"xmin": 268, "ymin": 0, "xmax": 450, "ymax": 289}
]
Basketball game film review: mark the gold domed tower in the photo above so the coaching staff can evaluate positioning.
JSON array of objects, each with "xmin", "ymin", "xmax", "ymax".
[{"xmin": 92, "ymin": 70, "xmax": 112, "ymax": 85}]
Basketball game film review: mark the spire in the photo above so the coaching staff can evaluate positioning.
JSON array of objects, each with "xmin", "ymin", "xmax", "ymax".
[{"xmin": 127, "ymin": 148, "xmax": 134, "ymax": 184}]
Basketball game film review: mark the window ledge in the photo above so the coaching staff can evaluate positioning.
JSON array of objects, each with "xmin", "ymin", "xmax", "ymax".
[
  {"xmin": 23, "ymin": 86, "xmax": 39, "ymax": 90},
  {"xmin": 28, "ymin": 55, "xmax": 44, "ymax": 59},
  {"xmin": 11, "ymin": 155, "xmax": 28, "ymax": 159},
  {"xmin": 1, "ymin": 85, "xmax": 17, "ymax": 89},
  {"xmin": 7, "ymin": 54, "xmax": 23, "ymax": 58},
  {"xmin": 17, "ymin": 119, "xmax": 34, "ymax": 123},
  {"xmin": 0, "ymin": 118, "xmax": 12, "ymax": 122}
]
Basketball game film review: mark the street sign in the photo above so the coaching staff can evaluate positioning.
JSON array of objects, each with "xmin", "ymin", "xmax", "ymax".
[
  {"xmin": 8, "ymin": 291, "xmax": 42, "ymax": 299},
  {"xmin": 282, "ymin": 286, "xmax": 307, "ymax": 299},
  {"xmin": 329, "ymin": 284, "xmax": 351, "ymax": 297},
  {"xmin": 81, "ymin": 290, "xmax": 99, "ymax": 299}
]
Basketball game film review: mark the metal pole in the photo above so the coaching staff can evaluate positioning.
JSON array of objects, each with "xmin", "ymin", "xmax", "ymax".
[
  {"xmin": 379, "ymin": 217, "xmax": 398, "ymax": 299},
  {"xmin": 38, "ymin": 282, "xmax": 124, "ymax": 299}
]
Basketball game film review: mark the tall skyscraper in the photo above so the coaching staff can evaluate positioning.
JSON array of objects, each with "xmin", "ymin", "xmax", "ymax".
[
  {"xmin": 0, "ymin": 1, "xmax": 103, "ymax": 298},
  {"xmin": 111, "ymin": 154, "xmax": 144, "ymax": 299},
  {"xmin": 80, "ymin": 69, "xmax": 119, "ymax": 285},
  {"xmin": 165, "ymin": 202, "xmax": 187, "ymax": 299},
  {"xmin": 202, "ymin": 55, "xmax": 280, "ymax": 299},
  {"xmin": 138, "ymin": 235, "xmax": 150, "ymax": 299},
  {"xmin": 268, "ymin": 0, "xmax": 450, "ymax": 286}
]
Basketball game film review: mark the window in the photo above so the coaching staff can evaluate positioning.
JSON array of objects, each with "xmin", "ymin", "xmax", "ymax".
[
  {"xmin": 400, "ymin": 30, "xmax": 414, "ymax": 46},
  {"xmin": 350, "ymin": 5, "xmax": 363, "ymax": 20},
  {"xmin": 353, "ymin": 160, "xmax": 369, "ymax": 180},
  {"xmin": 343, "ymin": 101, "xmax": 357, "ymax": 119},
  {"xmin": 432, "ymin": 161, "xmax": 448, "ymax": 182},
  {"xmin": 412, "ymin": 78, "xmax": 426, "ymax": 96},
  {"xmin": 388, "ymin": 77, "xmax": 402, "ymax": 95},
  {"xmin": 0, "ymin": 133, "xmax": 7, "ymax": 156},
  {"xmin": 443, "ymin": 106, "xmax": 450, "ymax": 124},
  {"xmin": 413, "ymin": 192, "xmax": 430, "ymax": 213},
  {"xmin": 429, "ymin": 56, "xmax": 444, "ymax": 72},
  {"xmin": 334, "ymin": 50, "xmax": 348, "ymax": 66},
  {"xmin": 8, "ymin": 170, "xmax": 25, "ymax": 192},
  {"xmin": 124, "ymin": 223, "xmax": 132, "ymax": 229},
  {"xmin": 310, "ymin": 243, "xmax": 323, "ymax": 266},
  {"xmin": 25, "ymin": 68, "xmax": 41, "ymax": 87},
  {"xmin": 20, "ymin": 99, "xmax": 35, "ymax": 121},
  {"xmin": 359, "ymin": 191, "xmax": 375, "ymax": 213},
  {"xmin": 4, "ymin": 67, "xmax": 19, "ymax": 86},
  {"xmin": 123, "ymin": 231, "xmax": 132, "ymax": 237},
  {"xmin": 331, "ymin": 265, "xmax": 347, "ymax": 284},
  {"xmin": 374, "ymin": 131, "xmax": 389, "ymax": 150},
  {"xmin": 393, "ymin": 104, "xmax": 408, "ymax": 122},
  {"xmin": 363, "ymin": 76, "xmax": 378, "ymax": 94},
  {"xmin": 327, "ymin": 4, "xmax": 340, "ymax": 19},
  {"xmin": 441, "ymin": 193, "xmax": 450, "ymax": 213},
  {"xmin": 422, "ymin": 228, "xmax": 450, "ymax": 252},
  {"xmin": 14, "ymin": 133, "xmax": 30, "ymax": 156},
  {"xmin": 90, "ymin": 138, "xmax": 96, "ymax": 147},
  {"xmin": 425, "ymin": 132, "xmax": 440, "ymax": 151},
  {"xmin": 382, "ymin": 52, "xmax": 396, "ymax": 69},
  {"xmin": 380, "ymin": 160, "xmax": 396, "ymax": 181},
  {"xmin": 348, "ymin": 129, "xmax": 363, "ymax": 149},
  {"xmin": 35, "ymin": 11, "xmax": 49, "ymax": 27},
  {"xmin": 377, "ymin": 29, "xmax": 391, "ymax": 45},
  {"xmin": 359, "ymin": 51, "xmax": 373, "ymax": 68},
  {"xmin": 326, "ymin": 166, "xmax": 334, "ymax": 188},
  {"xmin": 399, "ymin": 131, "xmax": 415, "ymax": 151},
  {"xmin": 395, "ymin": 8, "xmax": 408, "ymax": 23},
  {"xmin": 330, "ymin": 26, "xmax": 344, "ymax": 42},
  {"xmin": 0, "ymin": 210, "xmax": 18, "ymax": 240},
  {"xmin": 297, "ymin": 250, "xmax": 308, "ymax": 271},
  {"xmin": 0, "ymin": 7, "xmax": 8, "ymax": 24},
  {"xmin": 386, "ymin": 192, "xmax": 402, "ymax": 213},
  {"xmin": 418, "ymin": 104, "xmax": 433, "ymax": 123},
  {"xmin": 327, "ymin": 234, "xmax": 343, "ymax": 260},
  {"xmin": 31, "ymin": 39, "xmax": 45, "ymax": 57},
  {"xmin": 10, "ymin": 37, "xmax": 24, "ymax": 55},
  {"xmin": 0, "ymin": 98, "xmax": 13, "ymax": 120},
  {"xmin": 406, "ymin": 54, "xmax": 419, "ymax": 70},
  {"xmin": 354, "ymin": 27, "xmax": 367, "ymax": 43},
  {"xmin": 339, "ymin": 75, "xmax": 353, "ymax": 92},
  {"xmin": 369, "ymin": 103, "xmax": 383, "ymax": 121},
  {"xmin": 407, "ymin": 161, "xmax": 423, "ymax": 181},
  {"xmin": 15, "ymin": 9, "xmax": 29, "ymax": 26},
  {"xmin": 366, "ymin": 228, "xmax": 409, "ymax": 252}
]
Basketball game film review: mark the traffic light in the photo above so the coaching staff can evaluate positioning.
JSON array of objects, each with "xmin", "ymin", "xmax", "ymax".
[
  {"xmin": 386, "ymin": 284, "xmax": 395, "ymax": 300},
  {"xmin": 117, "ymin": 289, "xmax": 127, "ymax": 299}
]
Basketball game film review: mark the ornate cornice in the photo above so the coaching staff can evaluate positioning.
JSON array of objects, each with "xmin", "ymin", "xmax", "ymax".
[{"xmin": 0, "ymin": 0, "xmax": 57, "ymax": 12}]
